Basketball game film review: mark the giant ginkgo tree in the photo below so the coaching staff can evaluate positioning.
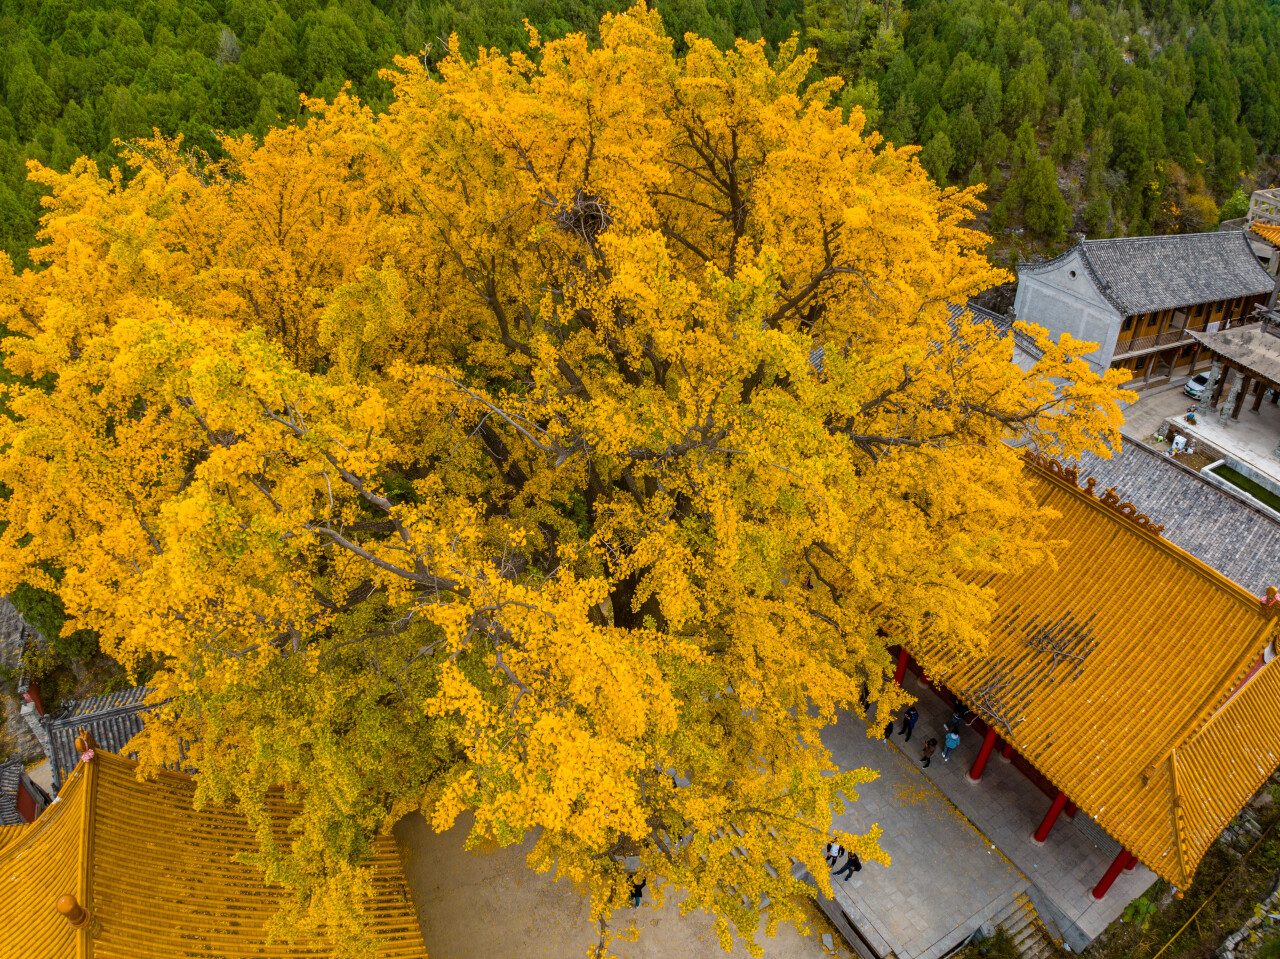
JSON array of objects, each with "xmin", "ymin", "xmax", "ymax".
[{"xmin": 0, "ymin": 7, "xmax": 1125, "ymax": 956}]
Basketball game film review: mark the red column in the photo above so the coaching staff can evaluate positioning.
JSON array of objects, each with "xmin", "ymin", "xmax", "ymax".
[
  {"xmin": 966, "ymin": 728, "xmax": 999, "ymax": 783},
  {"xmin": 1092, "ymin": 848, "xmax": 1130, "ymax": 900},
  {"xmin": 1125, "ymin": 853, "xmax": 1137, "ymax": 871},
  {"xmin": 21, "ymin": 678, "xmax": 44, "ymax": 716},
  {"xmin": 1065, "ymin": 802, "xmax": 1077, "ymax": 819},
  {"xmin": 1033, "ymin": 791, "xmax": 1068, "ymax": 844},
  {"xmin": 999, "ymin": 741, "xmax": 1014, "ymax": 762},
  {"xmin": 894, "ymin": 648, "xmax": 909, "ymax": 685}
]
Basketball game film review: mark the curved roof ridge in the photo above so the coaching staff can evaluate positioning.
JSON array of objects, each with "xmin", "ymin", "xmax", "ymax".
[
  {"xmin": 1017, "ymin": 243, "xmax": 1082, "ymax": 276},
  {"xmin": 1073, "ymin": 440, "xmax": 1280, "ymax": 595},
  {"xmin": 1025, "ymin": 451, "xmax": 1273, "ymax": 611},
  {"xmin": 2, "ymin": 747, "xmax": 430, "ymax": 959},
  {"xmin": 906, "ymin": 452, "xmax": 1280, "ymax": 889}
]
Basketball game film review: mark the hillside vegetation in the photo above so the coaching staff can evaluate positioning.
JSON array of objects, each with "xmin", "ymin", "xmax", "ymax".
[
  {"xmin": 830, "ymin": 0, "xmax": 1280, "ymax": 250},
  {"xmin": 0, "ymin": 0, "xmax": 1277, "ymax": 269}
]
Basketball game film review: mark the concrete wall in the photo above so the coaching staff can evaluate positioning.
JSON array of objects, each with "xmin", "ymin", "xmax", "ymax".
[{"xmin": 1014, "ymin": 249, "xmax": 1121, "ymax": 372}]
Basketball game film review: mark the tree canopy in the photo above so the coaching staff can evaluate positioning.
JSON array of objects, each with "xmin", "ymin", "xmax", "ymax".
[{"xmin": 0, "ymin": 7, "xmax": 1125, "ymax": 955}]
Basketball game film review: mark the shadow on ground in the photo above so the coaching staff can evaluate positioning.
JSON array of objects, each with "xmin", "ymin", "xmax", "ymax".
[{"xmin": 393, "ymin": 812, "xmax": 850, "ymax": 959}]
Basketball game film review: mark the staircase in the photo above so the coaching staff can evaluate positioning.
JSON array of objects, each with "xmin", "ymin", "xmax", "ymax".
[{"xmin": 987, "ymin": 892, "xmax": 1061, "ymax": 959}]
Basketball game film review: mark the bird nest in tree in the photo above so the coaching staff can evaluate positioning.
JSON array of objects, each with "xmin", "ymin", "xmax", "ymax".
[{"xmin": 551, "ymin": 189, "xmax": 614, "ymax": 245}]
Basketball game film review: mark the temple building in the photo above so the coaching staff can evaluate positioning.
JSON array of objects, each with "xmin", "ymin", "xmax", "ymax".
[
  {"xmin": 42, "ymin": 685, "xmax": 160, "ymax": 792},
  {"xmin": 1241, "ymin": 187, "xmax": 1280, "ymax": 289},
  {"xmin": 1014, "ymin": 233, "xmax": 1274, "ymax": 389},
  {"xmin": 0, "ymin": 739, "xmax": 429, "ymax": 959},
  {"xmin": 818, "ymin": 451, "xmax": 1280, "ymax": 949},
  {"xmin": 0, "ymin": 758, "xmax": 49, "ymax": 825}
]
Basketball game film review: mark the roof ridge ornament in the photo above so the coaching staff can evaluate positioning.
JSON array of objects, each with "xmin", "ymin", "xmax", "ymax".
[
  {"xmin": 56, "ymin": 893, "xmax": 90, "ymax": 929},
  {"xmin": 1023, "ymin": 451, "xmax": 1079, "ymax": 485},
  {"xmin": 1263, "ymin": 586, "xmax": 1280, "ymax": 618},
  {"xmin": 1094, "ymin": 484, "xmax": 1167, "ymax": 535},
  {"xmin": 1023, "ymin": 451, "xmax": 1166, "ymax": 535}
]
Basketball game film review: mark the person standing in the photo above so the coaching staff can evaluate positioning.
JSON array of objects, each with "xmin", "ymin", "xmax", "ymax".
[
  {"xmin": 920, "ymin": 738, "xmax": 937, "ymax": 767},
  {"xmin": 825, "ymin": 842, "xmax": 844, "ymax": 866},
  {"xmin": 942, "ymin": 728, "xmax": 961, "ymax": 761},
  {"xmin": 833, "ymin": 852, "xmax": 863, "ymax": 881},
  {"xmin": 629, "ymin": 875, "xmax": 647, "ymax": 907},
  {"xmin": 899, "ymin": 705, "xmax": 919, "ymax": 742}
]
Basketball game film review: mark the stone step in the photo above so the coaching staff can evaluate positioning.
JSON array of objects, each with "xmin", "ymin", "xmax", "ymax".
[{"xmin": 987, "ymin": 893, "xmax": 1060, "ymax": 959}]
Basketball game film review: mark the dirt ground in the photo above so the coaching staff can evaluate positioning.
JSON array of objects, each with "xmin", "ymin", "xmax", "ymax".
[{"xmin": 393, "ymin": 812, "xmax": 852, "ymax": 959}]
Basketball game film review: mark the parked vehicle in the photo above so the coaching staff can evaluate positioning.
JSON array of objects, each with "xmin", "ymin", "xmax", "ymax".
[{"xmin": 1184, "ymin": 373, "xmax": 1211, "ymax": 399}]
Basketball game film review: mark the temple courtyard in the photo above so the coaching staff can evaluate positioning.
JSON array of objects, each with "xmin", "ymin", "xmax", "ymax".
[{"xmin": 393, "ymin": 686, "xmax": 1157, "ymax": 959}]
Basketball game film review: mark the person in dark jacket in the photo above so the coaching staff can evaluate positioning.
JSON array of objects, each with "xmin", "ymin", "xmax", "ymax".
[
  {"xmin": 920, "ymin": 738, "xmax": 937, "ymax": 768},
  {"xmin": 899, "ymin": 705, "xmax": 919, "ymax": 742},
  {"xmin": 629, "ymin": 875, "xmax": 647, "ymax": 907},
  {"xmin": 833, "ymin": 852, "xmax": 863, "ymax": 880}
]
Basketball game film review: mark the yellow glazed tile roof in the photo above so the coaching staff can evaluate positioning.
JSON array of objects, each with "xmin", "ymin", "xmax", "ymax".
[
  {"xmin": 1252, "ymin": 221, "xmax": 1280, "ymax": 246},
  {"xmin": 0, "ymin": 768, "xmax": 84, "ymax": 959},
  {"xmin": 906, "ymin": 456, "xmax": 1280, "ymax": 889},
  {"xmin": 0, "ymin": 748, "xmax": 429, "ymax": 959}
]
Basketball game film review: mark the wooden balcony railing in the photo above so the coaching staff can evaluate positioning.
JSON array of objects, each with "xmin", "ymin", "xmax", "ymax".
[{"xmin": 1112, "ymin": 327, "xmax": 1195, "ymax": 357}]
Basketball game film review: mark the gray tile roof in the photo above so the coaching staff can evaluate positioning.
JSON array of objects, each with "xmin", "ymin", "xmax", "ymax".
[
  {"xmin": 964, "ymin": 301, "xmax": 1014, "ymax": 332},
  {"xmin": 1071, "ymin": 440, "xmax": 1280, "ymax": 595},
  {"xmin": 0, "ymin": 759, "xmax": 22, "ymax": 826},
  {"xmin": 47, "ymin": 686, "xmax": 154, "ymax": 792},
  {"xmin": 1022, "ymin": 232, "xmax": 1274, "ymax": 316},
  {"xmin": 1191, "ymin": 319, "xmax": 1280, "ymax": 386}
]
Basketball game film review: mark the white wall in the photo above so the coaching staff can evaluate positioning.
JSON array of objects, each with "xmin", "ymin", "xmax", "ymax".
[{"xmin": 1014, "ymin": 249, "xmax": 1121, "ymax": 373}]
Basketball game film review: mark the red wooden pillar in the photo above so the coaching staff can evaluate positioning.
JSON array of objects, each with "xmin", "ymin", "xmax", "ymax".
[
  {"xmin": 1065, "ymin": 802, "xmax": 1077, "ymax": 819},
  {"xmin": 1092, "ymin": 849, "xmax": 1131, "ymax": 900},
  {"xmin": 15, "ymin": 780, "xmax": 37, "ymax": 822},
  {"xmin": 966, "ymin": 728, "xmax": 999, "ymax": 783},
  {"xmin": 1125, "ymin": 853, "xmax": 1137, "ymax": 871},
  {"xmin": 999, "ymin": 741, "xmax": 1014, "ymax": 762},
  {"xmin": 893, "ymin": 648, "xmax": 909, "ymax": 686},
  {"xmin": 20, "ymin": 678, "xmax": 44, "ymax": 716},
  {"xmin": 1033, "ymin": 791, "xmax": 1068, "ymax": 844}
]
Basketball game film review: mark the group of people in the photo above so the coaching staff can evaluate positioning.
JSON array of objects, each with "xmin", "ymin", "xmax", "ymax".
[
  {"xmin": 825, "ymin": 842, "xmax": 863, "ymax": 881},
  {"xmin": 885, "ymin": 704, "xmax": 967, "ymax": 768},
  {"xmin": 626, "ymin": 701, "xmax": 970, "ymax": 908}
]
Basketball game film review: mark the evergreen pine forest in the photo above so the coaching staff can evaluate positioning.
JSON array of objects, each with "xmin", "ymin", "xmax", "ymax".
[{"xmin": 0, "ymin": 0, "xmax": 1278, "ymax": 274}]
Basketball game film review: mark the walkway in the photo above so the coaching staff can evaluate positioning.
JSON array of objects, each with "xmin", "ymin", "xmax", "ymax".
[
  {"xmin": 1120, "ymin": 382, "xmax": 1198, "ymax": 443},
  {"xmin": 820, "ymin": 713, "xmax": 1030, "ymax": 959},
  {"xmin": 396, "ymin": 739, "xmax": 1033, "ymax": 959},
  {"xmin": 891, "ymin": 673, "xmax": 1157, "ymax": 951},
  {"xmin": 393, "ymin": 693, "xmax": 1156, "ymax": 959},
  {"xmin": 393, "ymin": 812, "xmax": 852, "ymax": 959}
]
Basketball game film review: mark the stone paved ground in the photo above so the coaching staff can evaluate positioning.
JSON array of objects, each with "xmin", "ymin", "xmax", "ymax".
[
  {"xmin": 395, "ymin": 685, "xmax": 1155, "ymax": 959},
  {"xmin": 894, "ymin": 673, "xmax": 1157, "ymax": 950},
  {"xmin": 1177, "ymin": 390, "xmax": 1280, "ymax": 486},
  {"xmin": 394, "ymin": 812, "xmax": 852, "ymax": 959},
  {"xmin": 820, "ymin": 710, "xmax": 1031, "ymax": 959},
  {"xmin": 26, "ymin": 758, "xmax": 52, "ymax": 794},
  {"xmin": 1120, "ymin": 380, "xmax": 1199, "ymax": 443}
]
